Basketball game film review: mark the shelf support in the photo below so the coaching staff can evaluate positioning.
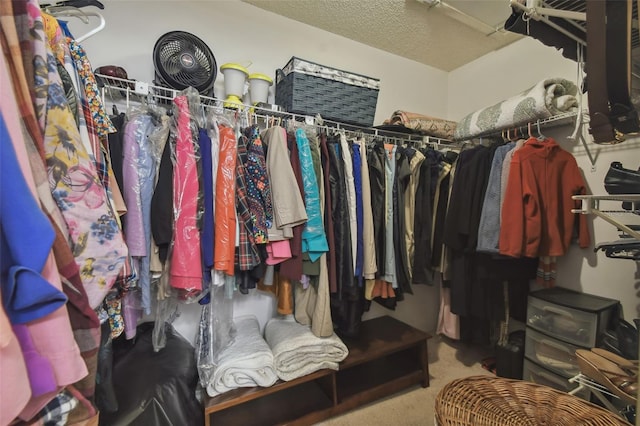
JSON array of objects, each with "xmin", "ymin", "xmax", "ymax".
[{"xmin": 572, "ymin": 195, "xmax": 640, "ymax": 240}]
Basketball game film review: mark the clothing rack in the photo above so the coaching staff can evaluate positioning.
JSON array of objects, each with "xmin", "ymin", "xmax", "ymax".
[
  {"xmin": 453, "ymin": 110, "xmax": 579, "ymax": 142},
  {"xmin": 572, "ymin": 194, "xmax": 640, "ymax": 241},
  {"xmin": 96, "ymin": 73, "xmax": 459, "ymax": 149}
]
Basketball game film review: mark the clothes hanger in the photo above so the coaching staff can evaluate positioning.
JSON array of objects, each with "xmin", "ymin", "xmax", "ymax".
[
  {"xmin": 536, "ymin": 120, "xmax": 547, "ymax": 140},
  {"xmin": 47, "ymin": 7, "xmax": 106, "ymax": 42}
]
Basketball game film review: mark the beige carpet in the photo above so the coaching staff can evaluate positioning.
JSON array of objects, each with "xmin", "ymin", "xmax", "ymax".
[{"xmin": 316, "ymin": 334, "xmax": 493, "ymax": 426}]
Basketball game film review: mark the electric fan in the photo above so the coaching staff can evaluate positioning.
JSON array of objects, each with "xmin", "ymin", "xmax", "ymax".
[{"xmin": 152, "ymin": 31, "xmax": 217, "ymax": 97}]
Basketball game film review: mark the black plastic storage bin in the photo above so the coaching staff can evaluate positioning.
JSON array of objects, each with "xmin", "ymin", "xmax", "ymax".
[{"xmin": 275, "ymin": 57, "xmax": 380, "ymax": 127}]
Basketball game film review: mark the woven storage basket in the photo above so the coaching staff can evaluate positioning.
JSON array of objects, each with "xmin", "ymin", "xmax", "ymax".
[
  {"xmin": 275, "ymin": 57, "xmax": 380, "ymax": 127},
  {"xmin": 434, "ymin": 376, "xmax": 631, "ymax": 426}
]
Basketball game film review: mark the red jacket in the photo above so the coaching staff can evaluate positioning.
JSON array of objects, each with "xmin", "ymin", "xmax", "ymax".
[{"xmin": 499, "ymin": 137, "xmax": 590, "ymax": 257}]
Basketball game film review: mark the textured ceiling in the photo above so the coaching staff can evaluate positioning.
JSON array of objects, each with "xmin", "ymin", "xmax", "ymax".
[{"xmin": 242, "ymin": 0, "xmax": 521, "ymax": 71}]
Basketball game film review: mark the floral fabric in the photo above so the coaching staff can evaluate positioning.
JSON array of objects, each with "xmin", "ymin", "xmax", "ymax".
[{"xmin": 40, "ymin": 47, "xmax": 128, "ymax": 308}]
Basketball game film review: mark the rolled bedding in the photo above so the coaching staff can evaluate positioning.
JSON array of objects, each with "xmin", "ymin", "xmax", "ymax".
[
  {"xmin": 265, "ymin": 315, "xmax": 349, "ymax": 381},
  {"xmin": 383, "ymin": 111, "xmax": 457, "ymax": 140},
  {"xmin": 453, "ymin": 78, "xmax": 579, "ymax": 140},
  {"xmin": 207, "ymin": 315, "xmax": 278, "ymax": 397}
]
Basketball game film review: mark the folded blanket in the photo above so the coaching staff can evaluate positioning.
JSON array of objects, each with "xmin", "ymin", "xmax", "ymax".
[
  {"xmin": 207, "ymin": 315, "xmax": 278, "ymax": 397},
  {"xmin": 454, "ymin": 78, "xmax": 579, "ymax": 140},
  {"xmin": 265, "ymin": 315, "xmax": 349, "ymax": 381},
  {"xmin": 383, "ymin": 111, "xmax": 457, "ymax": 140}
]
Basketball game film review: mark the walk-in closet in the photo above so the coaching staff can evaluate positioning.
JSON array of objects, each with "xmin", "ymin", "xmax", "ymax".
[{"xmin": 1, "ymin": 1, "xmax": 639, "ymax": 425}]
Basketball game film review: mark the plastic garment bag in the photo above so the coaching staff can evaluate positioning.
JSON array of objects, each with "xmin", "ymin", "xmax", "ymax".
[{"xmin": 196, "ymin": 284, "xmax": 235, "ymax": 391}]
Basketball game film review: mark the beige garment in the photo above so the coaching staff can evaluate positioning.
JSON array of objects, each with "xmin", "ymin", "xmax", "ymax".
[
  {"xmin": 108, "ymin": 170, "xmax": 127, "ymax": 216},
  {"xmin": 294, "ymin": 254, "xmax": 333, "ymax": 337},
  {"xmin": 262, "ymin": 126, "xmax": 307, "ymax": 241},
  {"xmin": 355, "ymin": 139, "xmax": 377, "ymax": 279},
  {"xmin": 364, "ymin": 278, "xmax": 376, "ymax": 300},
  {"xmin": 294, "ymin": 154, "xmax": 333, "ymax": 337},
  {"xmin": 403, "ymin": 149, "xmax": 425, "ymax": 281}
]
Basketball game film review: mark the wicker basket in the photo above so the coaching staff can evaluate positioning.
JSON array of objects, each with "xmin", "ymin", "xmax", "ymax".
[
  {"xmin": 275, "ymin": 57, "xmax": 380, "ymax": 127},
  {"xmin": 434, "ymin": 376, "xmax": 631, "ymax": 426}
]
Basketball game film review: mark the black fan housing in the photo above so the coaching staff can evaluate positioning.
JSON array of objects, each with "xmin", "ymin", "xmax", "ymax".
[{"xmin": 153, "ymin": 31, "xmax": 217, "ymax": 96}]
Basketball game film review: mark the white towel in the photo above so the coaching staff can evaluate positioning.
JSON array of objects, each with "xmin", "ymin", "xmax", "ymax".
[
  {"xmin": 207, "ymin": 315, "xmax": 278, "ymax": 397},
  {"xmin": 265, "ymin": 315, "xmax": 349, "ymax": 381}
]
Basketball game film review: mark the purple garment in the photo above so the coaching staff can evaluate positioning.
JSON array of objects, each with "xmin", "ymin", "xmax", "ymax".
[
  {"xmin": 12, "ymin": 324, "xmax": 57, "ymax": 397},
  {"xmin": 122, "ymin": 118, "xmax": 146, "ymax": 256},
  {"xmin": 123, "ymin": 114, "xmax": 156, "ymax": 315},
  {"xmin": 122, "ymin": 289, "xmax": 142, "ymax": 340}
]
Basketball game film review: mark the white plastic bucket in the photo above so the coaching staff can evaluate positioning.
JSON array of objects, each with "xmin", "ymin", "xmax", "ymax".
[
  {"xmin": 248, "ymin": 73, "xmax": 273, "ymax": 104},
  {"xmin": 220, "ymin": 63, "xmax": 249, "ymax": 98}
]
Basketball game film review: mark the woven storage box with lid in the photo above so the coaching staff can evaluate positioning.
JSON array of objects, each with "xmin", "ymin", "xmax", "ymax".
[
  {"xmin": 275, "ymin": 57, "xmax": 380, "ymax": 127},
  {"xmin": 434, "ymin": 375, "xmax": 631, "ymax": 426}
]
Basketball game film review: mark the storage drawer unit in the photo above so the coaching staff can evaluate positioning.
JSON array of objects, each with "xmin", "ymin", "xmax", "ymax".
[
  {"xmin": 524, "ymin": 328, "xmax": 580, "ymax": 378},
  {"xmin": 526, "ymin": 288, "xmax": 619, "ymax": 348},
  {"xmin": 522, "ymin": 358, "xmax": 591, "ymax": 401}
]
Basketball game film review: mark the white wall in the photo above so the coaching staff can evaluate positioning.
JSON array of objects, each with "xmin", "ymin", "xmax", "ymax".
[
  {"xmin": 73, "ymin": 0, "xmax": 449, "ymax": 341},
  {"xmin": 449, "ymin": 37, "xmax": 640, "ymax": 322}
]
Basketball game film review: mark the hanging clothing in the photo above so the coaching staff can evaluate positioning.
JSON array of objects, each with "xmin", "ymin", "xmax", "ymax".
[
  {"xmin": 243, "ymin": 125, "xmax": 272, "ymax": 244},
  {"xmin": 351, "ymin": 141, "xmax": 364, "ymax": 286},
  {"xmin": 199, "ymin": 128, "xmax": 215, "ymax": 271},
  {"xmin": 262, "ymin": 125, "xmax": 307, "ymax": 242},
  {"xmin": 367, "ymin": 142, "xmax": 386, "ymax": 277},
  {"xmin": 404, "ymin": 148, "xmax": 425, "ymax": 283},
  {"xmin": 40, "ymin": 38, "xmax": 127, "ymax": 310},
  {"xmin": 170, "ymin": 95, "xmax": 203, "ymax": 290},
  {"xmin": 412, "ymin": 148, "xmax": 439, "ymax": 284},
  {"xmin": 320, "ymin": 134, "xmax": 338, "ymax": 294},
  {"xmin": 151, "ymin": 137, "xmax": 173, "ymax": 264},
  {"xmin": 339, "ymin": 134, "xmax": 358, "ymax": 274},
  {"xmin": 500, "ymin": 138, "xmax": 525, "ymax": 207},
  {"xmin": 499, "ymin": 137, "xmax": 590, "ymax": 257},
  {"xmin": 279, "ymin": 131, "xmax": 306, "ymax": 281},
  {"xmin": 214, "ymin": 125, "xmax": 237, "ymax": 276},
  {"xmin": 393, "ymin": 147, "xmax": 412, "ymax": 296},
  {"xmin": 355, "ymin": 139, "xmax": 377, "ymax": 280},
  {"xmin": 381, "ymin": 144, "xmax": 397, "ymax": 286},
  {"xmin": 476, "ymin": 141, "xmax": 516, "ymax": 254},
  {"xmin": 296, "ymin": 128, "xmax": 329, "ymax": 262},
  {"xmin": 235, "ymin": 133, "xmax": 261, "ymax": 272}
]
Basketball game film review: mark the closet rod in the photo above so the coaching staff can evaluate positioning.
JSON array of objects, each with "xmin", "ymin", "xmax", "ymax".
[
  {"xmin": 452, "ymin": 110, "xmax": 579, "ymax": 142},
  {"xmin": 96, "ymin": 73, "xmax": 457, "ymax": 148}
]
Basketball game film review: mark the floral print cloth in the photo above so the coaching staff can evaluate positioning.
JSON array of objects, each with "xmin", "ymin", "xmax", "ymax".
[
  {"xmin": 38, "ymin": 46, "xmax": 128, "ymax": 308},
  {"xmin": 67, "ymin": 38, "xmax": 116, "ymax": 137}
]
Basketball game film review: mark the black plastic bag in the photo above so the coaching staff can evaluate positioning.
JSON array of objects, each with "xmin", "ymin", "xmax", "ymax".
[{"xmin": 99, "ymin": 322, "xmax": 203, "ymax": 426}]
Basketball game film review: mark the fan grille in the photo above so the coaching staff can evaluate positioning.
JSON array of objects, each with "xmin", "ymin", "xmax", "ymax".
[{"xmin": 153, "ymin": 31, "xmax": 216, "ymax": 93}]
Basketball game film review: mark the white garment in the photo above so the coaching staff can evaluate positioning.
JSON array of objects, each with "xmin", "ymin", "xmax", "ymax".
[{"xmin": 355, "ymin": 139, "xmax": 377, "ymax": 279}]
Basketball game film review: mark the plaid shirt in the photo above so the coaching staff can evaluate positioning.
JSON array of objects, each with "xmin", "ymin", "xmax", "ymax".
[{"xmin": 235, "ymin": 135, "xmax": 261, "ymax": 270}]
